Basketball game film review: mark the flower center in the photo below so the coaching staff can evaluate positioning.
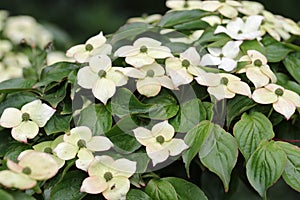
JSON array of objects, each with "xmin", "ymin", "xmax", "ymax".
[
  {"xmin": 220, "ymin": 53, "xmax": 224, "ymax": 58},
  {"xmin": 77, "ymin": 139, "xmax": 86, "ymax": 148},
  {"xmin": 275, "ymin": 88, "xmax": 284, "ymax": 96},
  {"xmin": 44, "ymin": 147, "xmax": 53, "ymax": 154},
  {"xmin": 98, "ymin": 70, "xmax": 107, "ymax": 78},
  {"xmin": 156, "ymin": 135, "xmax": 165, "ymax": 144},
  {"xmin": 146, "ymin": 69, "xmax": 155, "ymax": 77},
  {"xmin": 183, "ymin": 2, "xmax": 189, "ymax": 8},
  {"xmin": 238, "ymin": 30, "xmax": 243, "ymax": 34},
  {"xmin": 104, "ymin": 172, "xmax": 113, "ymax": 182},
  {"xmin": 182, "ymin": 59, "xmax": 190, "ymax": 68},
  {"xmin": 140, "ymin": 45, "xmax": 148, "ymax": 53},
  {"xmin": 22, "ymin": 113, "xmax": 30, "ymax": 121},
  {"xmin": 220, "ymin": 77, "xmax": 229, "ymax": 85},
  {"xmin": 254, "ymin": 59, "xmax": 263, "ymax": 67},
  {"xmin": 22, "ymin": 167, "xmax": 31, "ymax": 175},
  {"xmin": 219, "ymin": 0, "xmax": 226, "ymax": 2},
  {"xmin": 85, "ymin": 44, "xmax": 94, "ymax": 51}
]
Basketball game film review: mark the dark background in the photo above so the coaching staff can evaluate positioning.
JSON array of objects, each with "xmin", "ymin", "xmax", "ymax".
[{"xmin": 1, "ymin": 0, "xmax": 299, "ymax": 47}]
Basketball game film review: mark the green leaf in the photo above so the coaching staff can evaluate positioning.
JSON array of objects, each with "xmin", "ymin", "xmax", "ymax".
[
  {"xmin": 246, "ymin": 141, "xmax": 287, "ymax": 197},
  {"xmin": 77, "ymin": 104, "xmax": 112, "ymax": 136},
  {"xmin": 163, "ymin": 177, "xmax": 208, "ymax": 200},
  {"xmin": 173, "ymin": 19, "xmax": 209, "ymax": 31},
  {"xmin": 127, "ymin": 189, "xmax": 152, "ymax": 200},
  {"xmin": 283, "ymin": 52, "xmax": 300, "ymax": 84},
  {"xmin": 0, "ymin": 92, "xmax": 36, "ymax": 114},
  {"xmin": 182, "ymin": 121, "xmax": 213, "ymax": 176},
  {"xmin": 170, "ymin": 99, "xmax": 206, "ymax": 133},
  {"xmin": 240, "ymin": 40, "xmax": 265, "ymax": 55},
  {"xmin": 198, "ymin": 123, "xmax": 238, "ymax": 192},
  {"xmin": 277, "ymin": 141, "xmax": 300, "ymax": 192},
  {"xmin": 158, "ymin": 10, "xmax": 208, "ymax": 28},
  {"xmin": 276, "ymin": 72, "xmax": 300, "ymax": 95},
  {"xmin": 44, "ymin": 113, "xmax": 72, "ymax": 135},
  {"xmin": 42, "ymin": 81, "xmax": 68, "ymax": 108},
  {"xmin": 8, "ymin": 191, "xmax": 36, "ymax": 200},
  {"xmin": 36, "ymin": 62, "xmax": 80, "ymax": 87},
  {"xmin": 4, "ymin": 142, "xmax": 30, "ymax": 162},
  {"xmin": 262, "ymin": 36, "xmax": 293, "ymax": 62},
  {"xmin": 0, "ymin": 78, "xmax": 36, "ymax": 93},
  {"xmin": 197, "ymin": 27, "xmax": 230, "ymax": 45},
  {"xmin": 0, "ymin": 130, "xmax": 13, "ymax": 157},
  {"xmin": 145, "ymin": 179, "xmax": 178, "ymax": 200},
  {"xmin": 0, "ymin": 189, "xmax": 14, "ymax": 200},
  {"xmin": 233, "ymin": 112, "xmax": 275, "ymax": 161},
  {"xmin": 226, "ymin": 95, "xmax": 257, "ymax": 127},
  {"xmin": 50, "ymin": 170, "xmax": 87, "ymax": 200},
  {"xmin": 203, "ymin": 102, "xmax": 214, "ymax": 121},
  {"xmin": 105, "ymin": 116, "xmax": 141, "ymax": 153}
]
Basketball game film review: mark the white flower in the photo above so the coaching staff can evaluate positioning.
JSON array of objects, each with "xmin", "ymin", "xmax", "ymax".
[
  {"xmin": 194, "ymin": 71, "xmax": 251, "ymax": 101},
  {"xmin": 0, "ymin": 100, "xmax": 55, "ymax": 143},
  {"xmin": 168, "ymin": 30, "xmax": 204, "ymax": 44},
  {"xmin": 53, "ymin": 126, "xmax": 113, "ymax": 171},
  {"xmin": 0, "ymin": 40, "xmax": 12, "ymax": 59},
  {"xmin": 200, "ymin": 41, "xmax": 242, "ymax": 72},
  {"xmin": 133, "ymin": 121, "xmax": 189, "ymax": 166},
  {"xmin": 127, "ymin": 14, "xmax": 162, "ymax": 24},
  {"xmin": 200, "ymin": 0, "xmax": 241, "ymax": 18},
  {"xmin": 3, "ymin": 52, "xmax": 30, "ymax": 69},
  {"xmin": 114, "ymin": 37, "xmax": 173, "ymax": 68},
  {"xmin": 66, "ymin": 32, "xmax": 112, "ymax": 63},
  {"xmin": 118, "ymin": 63, "xmax": 175, "ymax": 97},
  {"xmin": 237, "ymin": 50, "xmax": 277, "ymax": 88},
  {"xmin": 77, "ymin": 54, "xmax": 128, "ymax": 104},
  {"xmin": 166, "ymin": 47, "xmax": 200, "ymax": 87},
  {"xmin": 0, "ymin": 63, "xmax": 22, "ymax": 82},
  {"xmin": 252, "ymin": 84, "xmax": 300, "ymax": 119},
  {"xmin": 47, "ymin": 51, "xmax": 75, "ymax": 66},
  {"xmin": 215, "ymin": 15, "xmax": 264, "ymax": 40},
  {"xmin": 0, "ymin": 10, "xmax": 8, "ymax": 31},
  {"xmin": 80, "ymin": 155, "xmax": 136, "ymax": 200},
  {"xmin": 166, "ymin": 0, "xmax": 202, "ymax": 10},
  {"xmin": 0, "ymin": 151, "xmax": 59, "ymax": 190},
  {"xmin": 238, "ymin": 1, "xmax": 264, "ymax": 16}
]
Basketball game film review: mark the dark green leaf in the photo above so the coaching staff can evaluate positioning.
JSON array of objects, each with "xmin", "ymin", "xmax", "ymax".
[
  {"xmin": 240, "ymin": 40, "xmax": 265, "ymax": 55},
  {"xmin": 4, "ymin": 142, "xmax": 30, "ymax": 162},
  {"xmin": 246, "ymin": 141, "xmax": 287, "ymax": 197},
  {"xmin": 203, "ymin": 102, "xmax": 214, "ymax": 121},
  {"xmin": 44, "ymin": 113, "xmax": 72, "ymax": 135},
  {"xmin": 173, "ymin": 19, "xmax": 209, "ymax": 31},
  {"xmin": 262, "ymin": 37, "xmax": 293, "ymax": 62},
  {"xmin": 163, "ymin": 177, "xmax": 208, "ymax": 200},
  {"xmin": 8, "ymin": 191, "xmax": 36, "ymax": 200},
  {"xmin": 77, "ymin": 104, "xmax": 112, "ymax": 136},
  {"xmin": 276, "ymin": 72, "xmax": 300, "ymax": 95},
  {"xmin": 197, "ymin": 27, "xmax": 230, "ymax": 45},
  {"xmin": 0, "ymin": 78, "xmax": 36, "ymax": 93},
  {"xmin": 0, "ymin": 92, "xmax": 36, "ymax": 114},
  {"xmin": 0, "ymin": 189, "xmax": 14, "ymax": 200},
  {"xmin": 233, "ymin": 112, "xmax": 275, "ymax": 161},
  {"xmin": 42, "ymin": 82, "xmax": 68, "ymax": 108},
  {"xmin": 126, "ymin": 189, "xmax": 152, "ymax": 200},
  {"xmin": 145, "ymin": 179, "xmax": 178, "ymax": 200},
  {"xmin": 283, "ymin": 52, "xmax": 300, "ymax": 84},
  {"xmin": 169, "ymin": 99, "xmax": 206, "ymax": 133}
]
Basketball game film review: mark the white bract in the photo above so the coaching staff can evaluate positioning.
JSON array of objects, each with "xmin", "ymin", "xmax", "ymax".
[
  {"xmin": 47, "ymin": 51, "xmax": 75, "ymax": 66},
  {"xmin": 77, "ymin": 54, "xmax": 128, "ymax": 104},
  {"xmin": 238, "ymin": 1, "xmax": 264, "ymax": 16},
  {"xmin": 237, "ymin": 50, "xmax": 277, "ymax": 88},
  {"xmin": 166, "ymin": 0, "xmax": 202, "ymax": 10},
  {"xmin": 215, "ymin": 15, "xmax": 264, "ymax": 40},
  {"xmin": 127, "ymin": 14, "xmax": 162, "ymax": 24},
  {"xmin": 114, "ymin": 37, "xmax": 173, "ymax": 68},
  {"xmin": 133, "ymin": 121, "xmax": 189, "ymax": 166},
  {"xmin": 252, "ymin": 84, "xmax": 300, "ymax": 119},
  {"xmin": 0, "ymin": 100, "xmax": 55, "ymax": 143},
  {"xmin": 200, "ymin": 0, "xmax": 241, "ymax": 18},
  {"xmin": 53, "ymin": 126, "xmax": 113, "ymax": 171},
  {"xmin": 166, "ymin": 47, "xmax": 200, "ymax": 87},
  {"xmin": 0, "ymin": 151, "xmax": 59, "ymax": 190},
  {"xmin": 80, "ymin": 155, "xmax": 136, "ymax": 200},
  {"xmin": 118, "ymin": 63, "xmax": 175, "ymax": 97},
  {"xmin": 200, "ymin": 41, "xmax": 242, "ymax": 72},
  {"xmin": 66, "ymin": 32, "xmax": 112, "ymax": 63},
  {"xmin": 0, "ymin": 40, "xmax": 12, "ymax": 59}
]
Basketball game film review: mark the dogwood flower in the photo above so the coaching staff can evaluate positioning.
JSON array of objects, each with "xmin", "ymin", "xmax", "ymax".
[
  {"xmin": 77, "ymin": 54, "xmax": 128, "ymax": 104},
  {"xmin": 47, "ymin": 51, "xmax": 75, "ymax": 66},
  {"xmin": 166, "ymin": 0, "xmax": 202, "ymax": 10},
  {"xmin": 66, "ymin": 32, "xmax": 112, "ymax": 63},
  {"xmin": 166, "ymin": 47, "xmax": 200, "ymax": 87},
  {"xmin": 168, "ymin": 30, "xmax": 204, "ymax": 44},
  {"xmin": 53, "ymin": 126, "xmax": 113, "ymax": 171},
  {"xmin": 133, "ymin": 121, "xmax": 189, "ymax": 166},
  {"xmin": 200, "ymin": 41, "xmax": 242, "ymax": 72},
  {"xmin": 0, "ymin": 151, "xmax": 59, "ymax": 190},
  {"xmin": 114, "ymin": 37, "xmax": 173, "ymax": 68},
  {"xmin": 0, "ymin": 100, "xmax": 55, "ymax": 143},
  {"xmin": 200, "ymin": 0, "xmax": 241, "ymax": 18},
  {"xmin": 237, "ymin": 50, "xmax": 277, "ymax": 88},
  {"xmin": 0, "ymin": 63, "xmax": 22, "ymax": 82},
  {"xmin": 194, "ymin": 72, "xmax": 251, "ymax": 100},
  {"xmin": 0, "ymin": 40, "xmax": 12, "ymax": 59},
  {"xmin": 127, "ymin": 14, "xmax": 162, "ymax": 24},
  {"xmin": 118, "ymin": 63, "xmax": 175, "ymax": 97},
  {"xmin": 80, "ymin": 155, "xmax": 136, "ymax": 200},
  {"xmin": 252, "ymin": 84, "xmax": 300, "ymax": 119},
  {"xmin": 238, "ymin": 1, "xmax": 264, "ymax": 16},
  {"xmin": 215, "ymin": 15, "xmax": 264, "ymax": 40}
]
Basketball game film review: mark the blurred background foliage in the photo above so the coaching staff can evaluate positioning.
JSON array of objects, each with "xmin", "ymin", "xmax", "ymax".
[{"xmin": 0, "ymin": 0, "xmax": 299, "ymax": 49}]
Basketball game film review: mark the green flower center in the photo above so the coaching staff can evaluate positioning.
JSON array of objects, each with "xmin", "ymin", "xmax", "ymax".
[
  {"xmin": 140, "ymin": 45, "xmax": 148, "ymax": 53},
  {"xmin": 104, "ymin": 172, "xmax": 113, "ymax": 182},
  {"xmin": 254, "ymin": 59, "xmax": 262, "ymax": 67},
  {"xmin": 22, "ymin": 167, "xmax": 31, "ymax": 175},
  {"xmin": 220, "ymin": 53, "xmax": 224, "ymax": 58},
  {"xmin": 98, "ymin": 70, "xmax": 107, "ymax": 78},
  {"xmin": 220, "ymin": 77, "xmax": 229, "ymax": 85},
  {"xmin": 275, "ymin": 88, "xmax": 284, "ymax": 96},
  {"xmin": 156, "ymin": 135, "xmax": 165, "ymax": 144},
  {"xmin": 44, "ymin": 147, "xmax": 53, "ymax": 154},
  {"xmin": 22, "ymin": 113, "xmax": 30, "ymax": 121},
  {"xmin": 182, "ymin": 59, "xmax": 190, "ymax": 68},
  {"xmin": 219, "ymin": 0, "xmax": 226, "ymax": 2},
  {"xmin": 183, "ymin": 2, "xmax": 189, "ymax": 8},
  {"xmin": 146, "ymin": 69, "xmax": 155, "ymax": 77},
  {"xmin": 77, "ymin": 139, "xmax": 86, "ymax": 148},
  {"xmin": 85, "ymin": 44, "xmax": 93, "ymax": 51}
]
